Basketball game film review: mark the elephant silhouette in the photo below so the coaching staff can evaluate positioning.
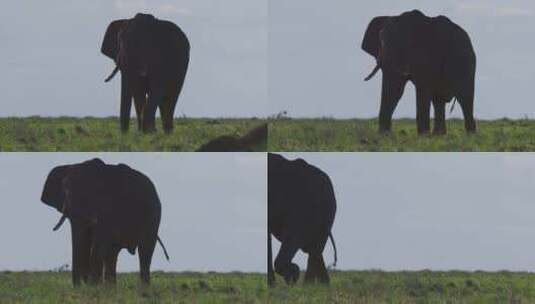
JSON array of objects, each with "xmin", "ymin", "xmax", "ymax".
[
  {"xmin": 268, "ymin": 153, "xmax": 337, "ymax": 286},
  {"xmin": 101, "ymin": 13, "xmax": 190, "ymax": 133},
  {"xmin": 41, "ymin": 158, "xmax": 169, "ymax": 286},
  {"xmin": 362, "ymin": 10, "xmax": 476, "ymax": 134}
]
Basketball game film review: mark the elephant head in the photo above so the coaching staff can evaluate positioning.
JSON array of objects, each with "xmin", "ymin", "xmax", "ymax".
[
  {"xmin": 362, "ymin": 10, "xmax": 430, "ymax": 81},
  {"xmin": 41, "ymin": 159, "xmax": 105, "ymax": 231},
  {"xmin": 101, "ymin": 13, "xmax": 158, "ymax": 82}
]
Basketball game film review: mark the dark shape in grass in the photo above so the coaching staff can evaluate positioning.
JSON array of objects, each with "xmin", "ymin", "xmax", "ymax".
[
  {"xmin": 220, "ymin": 286, "xmax": 239, "ymax": 294},
  {"xmin": 180, "ymin": 283, "xmax": 190, "ymax": 291},
  {"xmin": 75, "ymin": 125, "xmax": 89, "ymax": 136},
  {"xmin": 196, "ymin": 124, "xmax": 267, "ymax": 152},
  {"xmin": 198, "ymin": 280, "xmax": 212, "ymax": 291},
  {"xmin": 206, "ymin": 119, "xmax": 221, "ymax": 125}
]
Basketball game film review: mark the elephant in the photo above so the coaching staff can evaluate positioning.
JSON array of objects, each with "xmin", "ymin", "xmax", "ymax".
[
  {"xmin": 40, "ymin": 158, "xmax": 169, "ymax": 286},
  {"xmin": 196, "ymin": 123, "xmax": 267, "ymax": 152},
  {"xmin": 101, "ymin": 13, "xmax": 190, "ymax": 133},
  {"xmin": 268, "ymin": 153, "xmax": 337, "ymax": 286},
  {"xmin": 362, "ymin": 10, "xmax": 476, "ymax": 135}
]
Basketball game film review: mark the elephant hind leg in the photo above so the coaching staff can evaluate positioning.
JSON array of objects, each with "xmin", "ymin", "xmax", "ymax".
[
  {"xmin": 133, "ymin": 93, "xmax": 146, "ymax": 132},
  {"xmin": 274, "ymin": 241, "xmax": 300, "ymax": 285},
  {"xmin": 432, "ymin": 99, "xmax": 447, "ymax": 135},
  {"xmin": 138, "ymin": 237, "xmax": 157, "ymax": 285},
  {"xmin": 142, "ymin": 91, "xmax": 163, "ymax": 133},
  {"xmin": 458, "ymin": 90, "xmax": 476, "ymax": 133},
  {"xmin": 132, "ymin": 77, "xmax": 148, "ymax": 132},
  {"xmin": 159, "ymin": 83, "xmax": 180, "ymax": 134},
  {"xmin": 304, "ymin": 253, "xmax": 329, "ymax": 284}
]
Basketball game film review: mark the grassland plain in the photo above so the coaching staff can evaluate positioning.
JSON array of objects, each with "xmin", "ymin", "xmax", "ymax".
[
  {"xmin": 0, "ymin": 271, "xmax": 267, "ymax": 303},
  {"xmin": 0, "ymin": 117, "xmax": 267, "ymax": 152},
  {"xmin": 269, "ymin": 270, "xmax": 535, "ymax": 303},
  {"xmin": 268, "ymin": 118, "xmax": 535, "ymax": 152}
]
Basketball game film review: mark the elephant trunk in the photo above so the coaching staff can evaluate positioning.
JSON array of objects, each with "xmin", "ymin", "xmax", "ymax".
[
  {"xmin": 364, "ymin": 63, "xmax": 381, "ymax": 81},
  {"xmin": 105, "ymin": 65, "xmax": 120, "ymax": 83}
]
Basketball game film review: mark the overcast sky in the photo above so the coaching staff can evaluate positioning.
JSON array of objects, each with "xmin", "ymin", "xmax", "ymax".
[
  {"xmin": 0, "ymin": 1, "xmax": 267, "ymax": 118},
  {"xmin": 269, "ymin": 0, "xmax": 535, "ymax": 119},
  {"xmin": 0, "ymin": 153, "xmax": 266, "ymax": 272},
  {"xmin": 275, "ymin": 153, "xmax": 535, "ymax": 272}
]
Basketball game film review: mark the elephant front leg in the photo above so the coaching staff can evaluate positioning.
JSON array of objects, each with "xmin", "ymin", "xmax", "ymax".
[
  {"xmin": 120, "ymin": 74, "xmax": 133, "ymax": 133},
  {"xmin": 432, "ymin": 100, "xmax": 446, "ymax": 135},
  {"xmin": 416, "ymin": 86, "xmax": 432, "ymax": 135},
  {"xmin": 378, "ymin": 74, "xmax": 406, "ymax": 133},
  {"xmin": 70, "ymin": 223, "xmax": 91, "ymax": 287},
  {"xmin": 88, "ymin": 242, "xmax": 104, "ymax": 285},
  {"xmin": 274, "ymin": 241, "xmax": 300, "ymax": 285},
  {"xmin": 268, "ymin": 232, "xmax": 275, "ymax": 287}
]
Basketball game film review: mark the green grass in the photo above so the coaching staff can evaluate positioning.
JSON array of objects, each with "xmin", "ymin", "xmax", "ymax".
[
  {"xmin": 269, "ymin": 270, "xmax": 535, "ymax": 303},
  {"xmin": 0, "ymin": 117, "xmax": 266, "ymax": 151},
  {"xmin": 269, "ymin": 118, "xmax": 535, "ymax": 152},
  {"xmin": 0, "ymin": 271, "xmax": 266, "ymax": 303}
]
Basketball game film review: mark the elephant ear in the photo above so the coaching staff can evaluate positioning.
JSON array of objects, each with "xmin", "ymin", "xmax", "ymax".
[
  {"xmin": 101, "ymin": 19, "xmax": 129, "ymax": 60},
  {"xmin": 41, "ymin": 165, "xmax": 71, "ymax": 212},
  {"xmin": 362, "ymin": 16, "xmax": 390, "ymax": 58}
]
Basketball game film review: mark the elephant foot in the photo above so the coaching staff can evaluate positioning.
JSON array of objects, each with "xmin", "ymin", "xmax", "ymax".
[
  {"xmin": 432, "ymin": 128, "xmax": 446, "ymax": 136},
  {"xmin": 268, "ymin": 276, "xmax": 275, "ymax": 288},
  {"xmin": 465, "ymin": 123, "xmax": 476, "ymax": 134},
  {"xmin": 417, "ymin": 129, "xmax": 431, "ymax": 136},
  {"xmin": 142, "ymin": 127, "xmax": 157, "ymax": 134},
  {"xmin": 378, "ymin": 127, "xmax": 392, "ymax": 135},
  {"xmin": 283, "ymin": 263, "xmax": 300, "ymax": 285}
]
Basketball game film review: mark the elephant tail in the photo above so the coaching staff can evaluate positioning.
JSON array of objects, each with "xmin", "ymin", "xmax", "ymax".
[
  {"xmin": 157, "ymin": 236, "xmax": 170, "ymax": 261},
  {"xmin": 329, "ymin": 232, "xmax": 338, "ymax": 268}
]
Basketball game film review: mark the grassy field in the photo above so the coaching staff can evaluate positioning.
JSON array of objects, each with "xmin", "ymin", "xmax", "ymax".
[
  {"xmin": 269, "ymin": 118, "xmax": 535, "ymax": 152},
  {"xmin": 0, "ymin": 271, "xmax": 266, "ymax": 303},
  {"xmin": 269, "ymin": 270, "xmax": 535, "ymax": 303},
  {"xmin": 0, "ymin": 117, "xmax": 267, "ymax": 152}
]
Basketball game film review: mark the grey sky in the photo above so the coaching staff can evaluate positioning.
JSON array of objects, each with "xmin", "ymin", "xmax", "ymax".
[
  {"xmin": 269, "ymin": 0, "xmax": 535, "ymax": 119},
  {"xmin": 275, "ymin": 153, "xmax": 535, "ymax": 272},
  {"xmin": 0, "ymin": 153, "xmax": 266, "ymax": 272},
  {"xmin": 1, "ymin": 1, "xmax": 267, "ymax": 118}
]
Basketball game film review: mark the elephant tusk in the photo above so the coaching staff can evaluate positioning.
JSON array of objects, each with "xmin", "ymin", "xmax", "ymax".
[
  {"xmin": 104, "ymin": 66, "xmax": 120, "ymax": 83},
  {"xmin": 52, "ymin": 215, "xmax": 67, "ymax": 231},
  {"xmin": 364, "ymin": 64, "xmax": 381, "ymax": 81}
]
